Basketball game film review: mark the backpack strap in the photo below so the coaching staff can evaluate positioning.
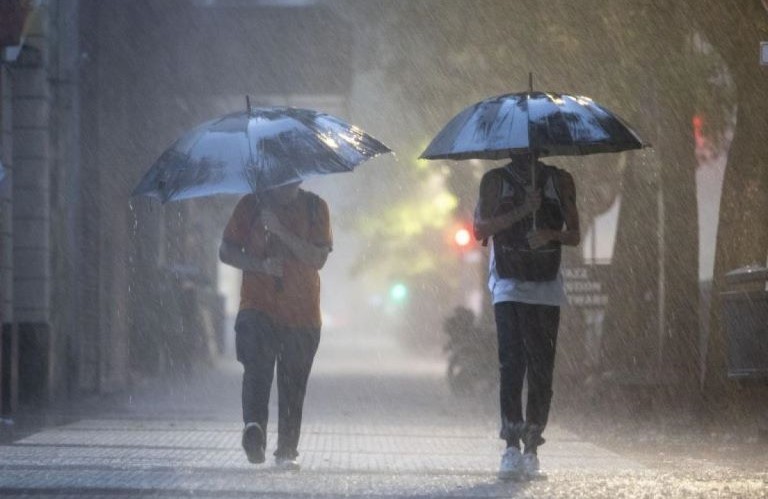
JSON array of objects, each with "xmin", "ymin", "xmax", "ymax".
[
  {"xmin": 496, "ymin": 167, "xmax": 515, "ymax": 194},
  {"xmin": 539, "ymin": 163, "xmax": 564, "ymax": 217},
  {"xmin": 305, "ymin": 191, "xmax": 319, "ymax": 227},
  {"xmin": 480, "ymin": 168, "xmax": 509, "ymax": 247},
  {"xmin": 501, "ymin": 164, "xmax": 527, "ymax": 187},
  {"xmin": 482, "ymin": 163, "xmax": 563, "ymax": 247}
]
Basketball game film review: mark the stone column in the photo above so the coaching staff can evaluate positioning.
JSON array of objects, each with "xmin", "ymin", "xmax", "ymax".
[
  {"xmin": 1, "ymin": 61, "xmax": 18, "ymax": 415},
  {"xmin": 48, "ymin": 0, "xmax": 82, "ymax": 401},
  {"xmin": 12, "ymin": 5, "xmax": 52, "ymax": 405}
]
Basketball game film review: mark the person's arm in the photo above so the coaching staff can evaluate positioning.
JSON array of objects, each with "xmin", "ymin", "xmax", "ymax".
[
  {"xmin": 218, "ymin": 195, "xmax": 283, "ymax": 276},
  {"xmin": 527, "ymin": 170, "xmax": 581, "ymax": 249},
  {"xmin": 473, "ymin": 170, "xmax": 541, "ymax": 241},
  {"xmin": 218, "ymin": 239, "xmax": 283, "ymax": 276},
  {"xmin": 261, "ymin": 208, "xmax": 331, "ymax": 270}
]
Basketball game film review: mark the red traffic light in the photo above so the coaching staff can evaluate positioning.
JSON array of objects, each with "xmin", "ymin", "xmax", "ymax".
[
  {"xmin": 454, "ymin": 227, "xmax": 471, "ymax": 247},
  {"xmin": 446, "ymin": 221, "xmax": 474, "ymax": 252}
]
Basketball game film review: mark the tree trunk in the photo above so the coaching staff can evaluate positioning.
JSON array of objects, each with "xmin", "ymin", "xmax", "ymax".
[
  {"xmin": 656, "ymin": 89, "xmax": 700, "ymax": 393},
  {"xmin": 691, "ymin": 0, "xmax": 768, "ymax": 391}
]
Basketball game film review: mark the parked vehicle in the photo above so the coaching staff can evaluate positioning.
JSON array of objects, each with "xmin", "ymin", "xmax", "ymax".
[{"xmin": 442, "ymin": 307, "xmax": 497, "ymax": 397}]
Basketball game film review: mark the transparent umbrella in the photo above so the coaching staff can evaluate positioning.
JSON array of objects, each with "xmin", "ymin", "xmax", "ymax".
[{"xmin": 132, "ymin": 101, "xmax": 391, "ymax": 203}]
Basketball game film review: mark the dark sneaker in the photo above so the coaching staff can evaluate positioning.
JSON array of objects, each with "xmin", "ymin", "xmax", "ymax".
[
  {"xmin": 274, "ymin": 455, "xmax": 301, "ymax": 471},
  {"xmin": 242, "ymin": 422, "xmax": 265, "ymax": 464}
]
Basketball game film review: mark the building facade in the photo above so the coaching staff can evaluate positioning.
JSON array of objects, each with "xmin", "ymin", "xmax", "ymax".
[{"xmin": 0, "ymin": 0, "xmax": 354, "ymax": 416}]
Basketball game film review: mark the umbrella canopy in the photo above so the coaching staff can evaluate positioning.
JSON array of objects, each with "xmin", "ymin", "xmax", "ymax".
[
  {"xmin": 132, "ymin": 106, "xmax": 391, "ymax": 203},
  {"xmin": 420, "ymin": 91, "xmax": 647, "ymax": 161}
]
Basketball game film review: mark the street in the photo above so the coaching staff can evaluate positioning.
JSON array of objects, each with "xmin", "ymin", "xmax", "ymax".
[
  {"xmin": 0, "ymin": 329, "xmax": 764, "ymax": 498},
  {"xmin": 1, "ymin": 2, "xmax": 768, "ymax": 497}
]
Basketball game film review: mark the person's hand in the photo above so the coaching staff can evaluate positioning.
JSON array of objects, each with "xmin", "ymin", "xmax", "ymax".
[
  {"xmin": 527, "ymin": 229, "xmax": 554, "ymax": 249},
  {"xmin": 522, "ymin": 189, "xmax": 542, "ymax": 215},
  {"xmin": 261, "ymin": 209, "xmax": 287, "ymax": 238},
  {"xmin": 260, "ymin": 256, "xmax": 284, "ymax": 277}
]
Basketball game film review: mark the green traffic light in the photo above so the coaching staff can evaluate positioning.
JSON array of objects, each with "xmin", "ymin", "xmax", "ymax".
[{"xmin": 389, "ymin": 282, "xmax": 408, "ymax": 302}]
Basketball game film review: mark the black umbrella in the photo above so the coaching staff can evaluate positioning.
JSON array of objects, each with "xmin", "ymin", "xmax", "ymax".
[
  {"xmin": 421, "ymin": 79, "xmax": 647, "ymax": 162},
  {"xmin": 421, "ymin": 75, "xmax": 648, "ymax": 225}
]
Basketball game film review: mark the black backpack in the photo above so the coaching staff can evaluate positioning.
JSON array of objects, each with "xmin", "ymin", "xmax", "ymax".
[{"xmin": 492, "ymin": 163, "xmax": 564, "ymax": 282}]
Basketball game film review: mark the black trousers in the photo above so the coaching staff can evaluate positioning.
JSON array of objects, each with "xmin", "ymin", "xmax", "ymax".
[
  {"xmin": 235, "ymin": 310, "xmax": 320, "ymax": 459},
  {"xmin": 494, "ymin": 301, "xmax": 560, "ymax": 449}
]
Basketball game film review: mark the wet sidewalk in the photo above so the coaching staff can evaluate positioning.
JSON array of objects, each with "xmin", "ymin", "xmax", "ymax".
[{"xmin": 0, "ymin": 330, "xmax": 763, "ymax": 498}]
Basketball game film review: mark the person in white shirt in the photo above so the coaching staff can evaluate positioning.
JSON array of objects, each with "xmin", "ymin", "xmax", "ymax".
[{"xmin": 474, "ymin": 152, "xmax": 580, "ymax": 480}]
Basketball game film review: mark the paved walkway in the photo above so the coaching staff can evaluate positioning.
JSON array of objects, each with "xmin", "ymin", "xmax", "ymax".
[{"xmin": 0, "ymin": 330, "xmax": 764, "ymax": 497}]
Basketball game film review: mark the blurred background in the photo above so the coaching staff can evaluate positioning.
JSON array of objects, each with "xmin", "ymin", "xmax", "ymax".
[{"xmin": 0, "ymin": 0, "xmax": 766, "ymax": 427}]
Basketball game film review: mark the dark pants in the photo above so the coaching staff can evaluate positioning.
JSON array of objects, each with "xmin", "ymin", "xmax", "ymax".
[
  {"xmin": 494, "ymin": 301, "xmax": 560, "ymax": 450},
  {"xmin": 235, "ymin": 310, "xmax": 320, "ymax": 459}
]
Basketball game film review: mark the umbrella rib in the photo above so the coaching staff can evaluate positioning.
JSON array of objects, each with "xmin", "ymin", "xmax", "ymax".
[
  {"xmin": 244, "ymin": 120, "xmax": 259, "ymax": 191},
  {"xmin": 593, "ymin": 102, "xmax": 644, "ymax": 148},
  {"xmin": 580, "ymin": 101, "xmax": 622, "ymax": 153},
  {"xmin": 451, "ymin": 105, "xmax": 487, "ymax": 156},
  {"xmin": 162, "ymin": 116, "xmax": 234, "ymax": 201},
  {"xmin": 504, "ymin": 98, "xmax": 520, "ymax": 156},
  {"xmin": 526, "ymin": 91, "xmax": 534, "ymax": 154},
  {"xmin": 161, "ymin": 142, "xmax": 200, "ymax": 203},
  {"xmin": 560, "ymin": 94, "xmax": 578, "ymax": 154},
  {"xmin": 423, "ymin": 104, "xmax": 477, "ymax": 159},
  {"xmin": 296, "ymin": 117, "xmax": 356, "ymax": 172}
]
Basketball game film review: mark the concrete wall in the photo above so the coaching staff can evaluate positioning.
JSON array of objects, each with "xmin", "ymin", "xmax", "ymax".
[{"xmin": 1, "ymin": 0, "xmax": 354, "ymax": 413}]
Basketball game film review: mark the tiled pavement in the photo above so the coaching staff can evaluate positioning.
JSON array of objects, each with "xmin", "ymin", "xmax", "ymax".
[{"xmin": 0, "ymin": 331, "xmax": 764, "ymax": 498}]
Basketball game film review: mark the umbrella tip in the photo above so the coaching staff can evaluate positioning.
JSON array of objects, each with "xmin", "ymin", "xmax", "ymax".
[
  {"xmin": 246, "ymin": 95, "xmax": 252, "ymax": 114},
  {"xmin": 529, "ymin": 72, "xmax": 533, "ymax": 92}
]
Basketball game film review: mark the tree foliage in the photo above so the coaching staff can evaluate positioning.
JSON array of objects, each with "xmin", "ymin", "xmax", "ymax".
[{"xmin": 337, "ymin": 1, "xmax": 766, "ymax": 390}]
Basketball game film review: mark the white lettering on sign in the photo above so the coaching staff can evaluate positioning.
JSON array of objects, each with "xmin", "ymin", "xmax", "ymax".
[
  {"xmin": 564, "ymin": 266, "xmax": 608, "ymax": 308},
  {"xmin": 567, "ymin": 294, "xmax": 609, "ymax": 307},
  {"xmin": 564, "ymin": 268, "xmax": 589, "ymax": 280},
  {"xmin": 565, "ymin": 281, "xmax": 602, "ymax": 293}
]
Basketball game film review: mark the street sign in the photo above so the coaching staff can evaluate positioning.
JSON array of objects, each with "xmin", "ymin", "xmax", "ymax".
[
  {"xmin": 762, "ymin": 42, "xmax": 768, "ymax": 66},
  {"xmin": 564, "ymin": 266, "xmax": 608, "ymax": 308}
]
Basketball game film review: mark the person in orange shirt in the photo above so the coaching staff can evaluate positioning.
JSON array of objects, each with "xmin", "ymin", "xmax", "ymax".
[{"xmin": 220, "ymin": 180, "xmax": 332, "ymax": 470}]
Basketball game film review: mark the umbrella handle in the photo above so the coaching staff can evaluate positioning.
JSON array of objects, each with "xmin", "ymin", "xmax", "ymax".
[
  {"xmin": 528, "ymin": 71, "xmax": 536, "ymax": 229},
  {"xmin": 530, "ymin": 153, "xmax": 537, "ymax": 230}
]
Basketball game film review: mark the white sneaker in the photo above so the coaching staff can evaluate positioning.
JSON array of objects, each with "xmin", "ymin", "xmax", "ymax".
[
  {"xmin": 498, "ymin": 446, "xmax": 523, "ymax": 480},
  {"xmin": 274, "ymin": 456, "xmax": 301, "ymax": 471},
  {"xmin": 521, "ymin": 453, "xmax": 545, "ymax": 480}
]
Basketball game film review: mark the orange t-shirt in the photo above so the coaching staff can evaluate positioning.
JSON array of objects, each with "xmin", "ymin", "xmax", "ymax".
[{"xmin": 222, "ymin": 190, "xmax": 332, "ymax": 329}]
